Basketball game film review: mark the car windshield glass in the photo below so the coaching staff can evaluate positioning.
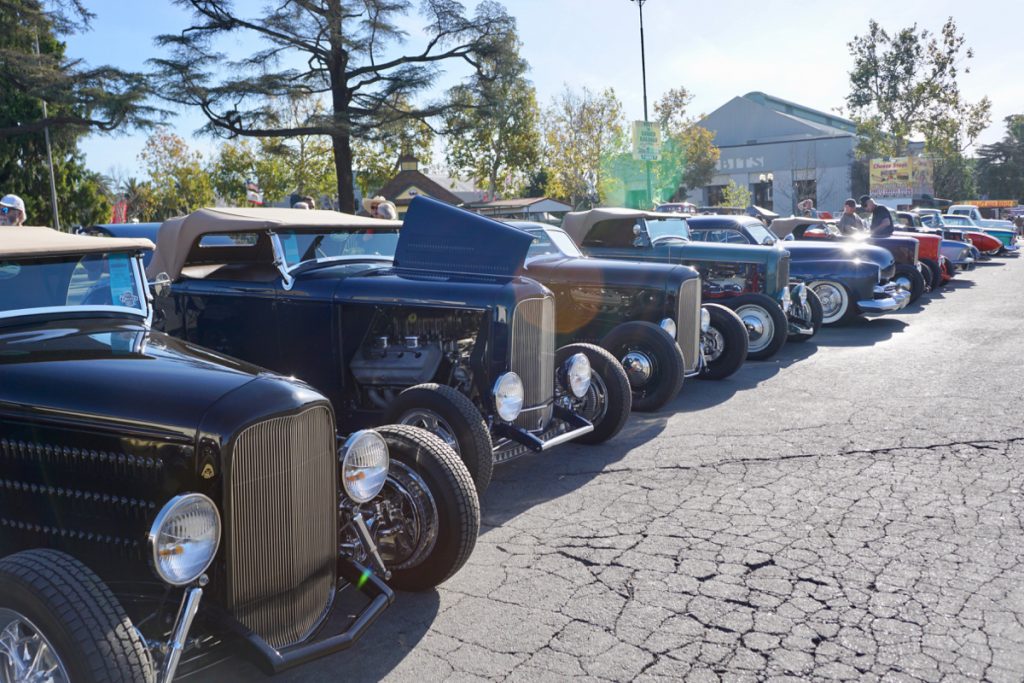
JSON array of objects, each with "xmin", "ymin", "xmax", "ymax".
[
  {"xmin": 644, "ymin": 217, "xmax": 690, "ymax": 241},
  {"xmin": 277, "ymin": 228, "xmax": 400, "ymax": 267},
  {"xmin": 0, "ymin": 252, "xmax": 146, "ymax": 318},
  {"xmin": 745, "ymin": 222, "xmax": 776, "ymax": 245},
  {"xmin": 943, "ymin": 216, "xmax": 971, "ymax": 226},
  {"xmin": 526, "ymin": 228, "xmax": 583, "ymax": 258}
]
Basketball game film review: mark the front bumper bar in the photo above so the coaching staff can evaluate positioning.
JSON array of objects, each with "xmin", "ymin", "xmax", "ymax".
[
  {"xmin": 857, "ymin": 284, "xmax": 911, "ymax": 316},
  {"xmin": 492, "ymin": 404, "xmax": 594, "ymax": 464}
]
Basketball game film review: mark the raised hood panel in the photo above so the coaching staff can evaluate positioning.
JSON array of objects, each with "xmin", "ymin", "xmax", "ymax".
[{"xmin": 395, "ymin": 196, "xmax": 532, "ymax": 278}]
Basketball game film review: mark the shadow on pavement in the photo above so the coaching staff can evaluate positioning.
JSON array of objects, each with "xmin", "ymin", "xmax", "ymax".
[{"xmin": 814, "ymin": 316, "xmax": 907, "ymax": 347}]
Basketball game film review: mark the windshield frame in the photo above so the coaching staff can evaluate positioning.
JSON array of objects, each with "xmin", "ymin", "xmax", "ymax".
[
  {"xmin": 642, "ymin": 216, "xmax": 692, "ymax": 242},
  {"xmin": 524, "ymin": 226, "xmax": 584, "ymax": 260},
  {"xmin": 269, "ymin": 227, "xmax": 400, "ymax": 288},
  {"xmin": 0, "ymin": 250, "xmax": 152, "ymax": 325}
]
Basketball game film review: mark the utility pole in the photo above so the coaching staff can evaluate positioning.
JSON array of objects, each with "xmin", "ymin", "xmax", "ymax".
[
  {"xmin": 631, "ymin": 0, "xmax": 653, "ymax": 208},
  {"xmin": 33, "ymin": 31, "xmax": 60, "ymax": 231}
]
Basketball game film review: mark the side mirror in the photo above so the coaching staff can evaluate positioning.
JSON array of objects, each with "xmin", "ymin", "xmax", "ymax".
[{"xmin": 149, "ymin": 272, "xmax": 171, "ymax": 297}]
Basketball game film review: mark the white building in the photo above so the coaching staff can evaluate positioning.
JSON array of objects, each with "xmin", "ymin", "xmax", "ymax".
[{"xmin": 690, "ymin": 92, "xmax": 860, "ymax": 214}]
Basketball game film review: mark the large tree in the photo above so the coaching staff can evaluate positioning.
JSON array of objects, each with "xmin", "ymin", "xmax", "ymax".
[
  {"xmin": 351, "ymin": 98, "xmax": 434, "ymax": 197},
  {"xmin": 0, "ymin": 1, "xmax": 134, "ymax": 227},
  {"xmin": 442, "ymin": 27, "xmax": 540, "ymax": 197},
  {"xmin": 151, "ymin": 0, "xmax": 514, "ymax": 213},
  {"xmin": 542, "ymin": 86, "xmax": 626, "ymax": 208},
  {"xmin": 0, "ymin": 1, "xmax": 158, "ymax": 137},
  {"xmin": 846, "ymin": 18, "xmax": 990, "ymax": 159},
  {"xmin": 976, "ymin": 115, "xmax": 1024, "ymax": 201}
]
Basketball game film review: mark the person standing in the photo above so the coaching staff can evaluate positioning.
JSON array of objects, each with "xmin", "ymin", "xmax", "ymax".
[
  {"xmin": 859, "ymin": 195, "xmax": 894, "ymax": 237},
  {"xmin": 836, "ymin": 198, "xmax": 865, "ymax": 234},
  {"xmin": 0, "ymin": 195, "xmax": 26, "ymax": 226}
]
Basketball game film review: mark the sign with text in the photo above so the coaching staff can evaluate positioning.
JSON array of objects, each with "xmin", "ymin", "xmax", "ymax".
[
  {"xmin": 869, "ymin": 157, "xmax": 934, "ymax": 198},
  {"xmin": 632, "ymin": 121, "xmax": 662, "ymax": 161}
]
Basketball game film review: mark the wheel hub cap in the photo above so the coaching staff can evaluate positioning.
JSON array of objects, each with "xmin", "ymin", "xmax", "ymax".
[
  {"xmin": 0, "ymin": 609, "xmax": 70, "ymax": 683},
  {"xmin": 702, "ymin": 328, "xmax": 725, "ymax": 362},
  {"xmin": 398, "ymin": 410, "xmax": 460, "ymax": 454},
  {"xmin": 619, "ymin": 351, "xmax": 653, "ymax": 388}
]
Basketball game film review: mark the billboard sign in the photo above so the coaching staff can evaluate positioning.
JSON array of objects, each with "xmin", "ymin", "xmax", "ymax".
[
  {"xmin": 869, "ymin": 157, "xmax": 934, "ymax": 199},
  {"xmin": 632, "ymin": 121, "xmax": 662, "ymax": 161}
]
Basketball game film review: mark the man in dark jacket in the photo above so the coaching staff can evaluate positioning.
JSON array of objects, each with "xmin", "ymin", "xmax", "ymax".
[{"xmin": 860, "ymin": 195, "xmax": 894, "ymax": 237}]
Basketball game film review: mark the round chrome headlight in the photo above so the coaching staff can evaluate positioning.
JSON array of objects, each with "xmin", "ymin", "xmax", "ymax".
[
  {"xmin": 565, "ymin": 352, "xmax": 592, "ymax": 398},
  {"xmin": 493, "ymin": 372, "xmax": 525, "ymax": 422},
  {"xmin": 341, "ymin": 430, "xmax": 390, "ymax": 504},
  {"xmin": 149, "ymin": 493, "xmax": 221, "ymax": 586},
  {"xmin": 700, "ymin": 307, "xmax": 711, "ymax": 332},
  {"xmin": 659, "ymin": 317, "xmax": 677, "ymax": 339}
]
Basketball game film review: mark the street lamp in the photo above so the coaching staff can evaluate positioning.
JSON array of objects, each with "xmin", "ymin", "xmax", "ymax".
[{"xmin": 629, "ymin": 0, "xmax": 653, "ymax": 208}]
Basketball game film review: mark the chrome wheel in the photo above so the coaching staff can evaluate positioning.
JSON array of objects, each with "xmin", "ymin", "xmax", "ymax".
[
  {"xmin": 619, "ymin": 349, "xmax": 654, "ymax": 389},
  {"xmin": 367, "ymin": 461, "xmax": 439, "ymax": 571},
  {"xmin": 576, "ymin": 369, "xmax": 609, "ymax": 426},
  {"xmin": 0, "ymin": 609, "xmax": 70, "ymax": 683},
  {"xmin": 397, "ymin": 410, "xmax": 460, "ymax": 454},
  {"xmin": 893, "ymin": 273, "xmax": 914, "ymax": 291},
  {"xmin": 702, "ymin": 327, "xmax": 725, "ymax": 362},
  {"xmin": 810, "ymin": 281, "xmax": 848, "ymax": 324},
  {"xmin": 733, "ymin": 305, "xmax": 774, "ymax": 354}
]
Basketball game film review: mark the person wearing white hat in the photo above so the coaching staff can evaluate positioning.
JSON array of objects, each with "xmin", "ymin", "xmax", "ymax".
[
  {"xmin": 0, "ymin": 194, "xmax": 25, "ymax": 226},
  {"xmin": 359, "ymin": 195, "xmax": 387, "ymax": 217}
]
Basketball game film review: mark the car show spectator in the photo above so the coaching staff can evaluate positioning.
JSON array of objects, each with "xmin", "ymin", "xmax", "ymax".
[
  {"xmin": 837, "ymin": 198, "xmax": 866, "ymax": 234},
  {"xmin": 291, "ymin": 201, "xmax": 310, "ymax": 209},
  {"xmin": 359, "ymin": 195, "xmax": 387, "ymax": 217},
  {"xmin": 798, "ymin": 198, "xmax": 815, "ymax": 217},
  {"xmin": 375, "ymin": 201, "xmax": 398, "ymax": 220},
  {"xmin": 860, "ymin": 195, "xmax": 894, "ymax": 237},
  {"xmin": 0, "ymin": 194, "xmax": 26, "ymax": 226}
]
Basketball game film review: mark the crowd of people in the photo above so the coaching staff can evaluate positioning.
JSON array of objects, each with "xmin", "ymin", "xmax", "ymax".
[{"xmin": 799, "ymin": 194, "xmax": 894, "ymax": 237}]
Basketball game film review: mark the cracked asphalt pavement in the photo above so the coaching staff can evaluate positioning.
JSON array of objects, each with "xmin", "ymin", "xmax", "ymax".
[{"xmin": 201, "ymin": 256, "xmax": 1024, "ymax": 682}]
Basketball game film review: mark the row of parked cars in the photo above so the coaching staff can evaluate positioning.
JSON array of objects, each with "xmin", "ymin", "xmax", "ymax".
[{"xmin": 0, "ymin": 196, "xmax": 1007, "ymax": 681}]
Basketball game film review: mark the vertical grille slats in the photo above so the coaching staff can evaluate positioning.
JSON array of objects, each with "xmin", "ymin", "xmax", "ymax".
[
  {"xmin": 677, "ymin": 279, "xmax": 701, "ymax": 373},
  {"xmin": 227, "ymin": 406, "xmax": 336, "ymax": 649},
  {"xmin": 510, "ymin": 297, "xmax": 555, "ymax": 430}
]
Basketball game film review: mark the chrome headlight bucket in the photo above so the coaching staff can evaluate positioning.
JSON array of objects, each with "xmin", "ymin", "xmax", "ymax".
[
  {"xmin": 341, "ymin": 430, "xmax": 390, "ymax": 503},
  {"xmin": 564, "ymin": 352, "xmax": 591, "ymax": 398},
  {"xmin": 778, "ymin": 285, "xmax": 792, "ymax": 313},
  {"xmin": 659, "ymin": 317, "xmax": 677, "ymax": 339},
  {"xmin": 700, "ymin": 307, "xmax": 711, "ymax": 333},
  {"xmin": 149, "ymin": 493, "xmax": 221, "ymax": 586},
  {"xmin": 793, "ymin": 283, "xmax": 808, "ymax": 306},
  {"xmin": 493, "ymin": 371, "xmax": 525, "ymax": 422}
]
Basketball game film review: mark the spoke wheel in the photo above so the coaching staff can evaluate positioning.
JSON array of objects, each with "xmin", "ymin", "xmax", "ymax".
[
  {"xmin": 0, "ymin": 609, "xmax": 70, "ymax": 683},
  {"xmin": 702, "ymin": 327, "xmax": 725, "ymax": 362},
  {"xmin": 397, "ymin": 409, "xmax": 460, "ymax": 455}
]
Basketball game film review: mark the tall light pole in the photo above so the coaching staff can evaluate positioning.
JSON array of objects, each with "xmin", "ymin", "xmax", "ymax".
[
  {"xmin": 630, "ymin": 0, "xmax": 653, "ymax": 208},
  {"xmin": 33, "ymin": 31, "xmax": 60, "ymax": 231}
]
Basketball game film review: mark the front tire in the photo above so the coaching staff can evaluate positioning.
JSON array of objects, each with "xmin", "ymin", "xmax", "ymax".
[
  {"xmin": 893, "ymin": 263, "xmax": 925, "ymax": 303},
  {"xmin": 698, "ymin": 304, "xmax": 747, "ymax": 380},
  {"xmin": 920, "ymin": 258, "xmax": 942, "ymax": 292},
  {"xmin": 788, "ymin": 287, "xmax": 823, "ymax": 342},
  {"xmin": 808, "ymin": 280, "xmax": 856, "ymax": 326},
  {"xmin": 0, "ymin": 549, "xmax": 155, "ymax": 683},
  {"xmin": 384, "ymin": 383, "xmax": 494, "ymax": 494},
  {"xmin": 599, "ymin": 321, "xmax": 684, "ymax": 412},
  {"xmin": 556, "ymin": 343, "xmax": 632, "ymax": 444},
  {"xmin": 723, "ymin": 293, "xmax": 788, "ymax": 360},
  {"xmin": 373, "ymin": 425, "xmax": 480, "ymax": 591}
]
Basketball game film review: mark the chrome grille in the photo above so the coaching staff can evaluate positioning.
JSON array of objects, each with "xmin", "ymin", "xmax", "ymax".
[
  {"xmin": 227, "ymin": 405, "xmax": 337, "ymax": 650},
  {"xmin": 510, "ymin": 296, "xmax": 555, "ymax": 430},
  {"xmin": 677, "ymin": 279, "xmax": 701, "ymax": 373}
]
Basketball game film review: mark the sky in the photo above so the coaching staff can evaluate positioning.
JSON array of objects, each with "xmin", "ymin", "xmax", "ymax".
[{"xmin": 65, "ymin": 0, "xmax": 1024, "ymax": 182}]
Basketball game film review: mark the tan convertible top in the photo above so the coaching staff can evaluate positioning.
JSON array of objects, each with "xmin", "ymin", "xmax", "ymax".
[
  {"xmin": 0, "ymin": 225, "xmax": 153, "ymax": 259},
  {"xmin": 560, "ymin": 207, "xmax": 677, "ymax": 244},
  {"xmin": 147, "ymin": 207, "xmax": 401, "ymax": 280}
]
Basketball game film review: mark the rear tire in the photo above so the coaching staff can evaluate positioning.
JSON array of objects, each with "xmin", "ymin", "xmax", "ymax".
[
  {"xmin": 556, "ymin": 343, "xmax": 632, "ymax": 444},
  {"xmin": 893, "ymin": 263, "xmax": 925, "ymax": 303},
  {"xmin": 0, "ymin": 549, "xmax": 155, "ymax": 683},
  {"xmin": 698, "ymin": 304, "xmax": 747, "ymax": 380},
  {"xmin": 385, "ymin": 384, "xmax": 494, "ymax": 494},
  {"xmin": 599, "ymin": 321, "xmax": 684, "ymax": 412},
  {"xmin": 788, "ymin": 287, "xmax": 823, "ymax": 342},
  {"xmin": 920, "ymin": 258, "xmax": 942, "ymax": 291},
  {"xmin": 723, "ymin": 293, "xmax": 788, "ymax": 360},
  {"xmin": 374, "ymin": 425, "xmax": 480, "ymax": 591}
]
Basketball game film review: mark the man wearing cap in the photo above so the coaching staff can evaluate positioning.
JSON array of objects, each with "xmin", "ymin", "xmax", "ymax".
[
  {"xmin": 859, "ymin": 195, "xmax": 893, "ymax": 237},
  {"xmin": 359, "ymin": 195, "xmax": 386, "ymax": 217},
  {"xmin": 837, "ymin": 198, "xmax": 866, "ymax": 235},
  {"xmin": 0, "ymin": 194, "xmax": 26, "ymax": 226}
]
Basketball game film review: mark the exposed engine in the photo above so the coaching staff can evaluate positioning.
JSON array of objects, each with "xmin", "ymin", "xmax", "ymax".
[{"xmin": 349, "ymin": 308, "xmax": 484, "ymax": 409}]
